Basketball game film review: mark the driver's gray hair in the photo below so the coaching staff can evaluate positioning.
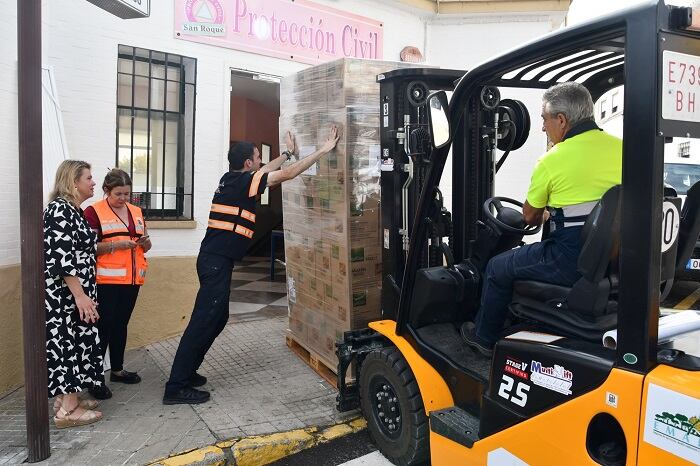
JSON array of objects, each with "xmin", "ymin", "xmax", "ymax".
[{"xmin": 542, "ymin": 82, "xmax": 595, "ymax": 126}]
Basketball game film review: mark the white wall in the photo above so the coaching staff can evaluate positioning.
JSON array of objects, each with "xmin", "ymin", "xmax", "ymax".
[
  {"xmin": 424, "ymin": 13, "xmax": 563, "ymax": 213},
  {"xmin": 314, "ymin": 0, "xmax": 428, "ymax": 62},
  {"xmin": 0, "ymin": 0, "xmax": 427, "ymax": 266},
  {"xmin": 0, "ymin": 0, "xmax": 567, "ymax": 266},
  {"xmin": 0, "ymin": 1, "xmax": 18, "ymax": 266}
]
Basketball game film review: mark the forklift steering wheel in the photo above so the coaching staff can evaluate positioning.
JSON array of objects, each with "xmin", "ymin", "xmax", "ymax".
[{"xmin": 483, "ymin": 197, "xmax": 542, "ymax": 236}]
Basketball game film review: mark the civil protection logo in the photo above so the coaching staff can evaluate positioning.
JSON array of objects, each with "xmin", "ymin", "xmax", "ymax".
[{"xmin": 185, "ymin": 0, "xmax": 225, "ymax": 24}]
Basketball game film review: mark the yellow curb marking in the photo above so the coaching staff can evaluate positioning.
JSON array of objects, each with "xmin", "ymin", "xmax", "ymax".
[
  {"xmin": 673, "ymin": 286, "xmax": 700, "ymax": 310},
  {"xmin": 233, "ymin": 429, "xmax": 316, "ymax": 466},
  {"xmin": 149, "ymin": 416, "xmax": 366, "ymax": 466},
  {"xmin": 233, "ymin": 418, "xmax": 366, "ymax": 466},
  {"xmin": 319, "ymin": 418, "xmax": 367, "ymax": 442},
  {"xmin": 149, "ymin": 445, "xmax": 225, "ymax": 466}
]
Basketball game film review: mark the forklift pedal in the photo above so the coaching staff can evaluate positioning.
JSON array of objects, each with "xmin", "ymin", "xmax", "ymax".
[{"xmin": 430, "ymin": 406, "xmax": 480, "ymax": 448}]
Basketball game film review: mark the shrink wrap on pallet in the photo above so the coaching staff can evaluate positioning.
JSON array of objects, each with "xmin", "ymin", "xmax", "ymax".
[{"xmin": 280, "ymin": 58, "xmax": 404, "ymax": 370}]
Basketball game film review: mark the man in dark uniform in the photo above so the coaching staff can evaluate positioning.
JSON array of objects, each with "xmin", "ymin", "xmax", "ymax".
[
  {"xmin": 163, "ymin": 126, "xmax": 339, "ymax": 404},
  {"xmin": 461, "ymin": 82, "xmax": 622, "ymax": 356}
]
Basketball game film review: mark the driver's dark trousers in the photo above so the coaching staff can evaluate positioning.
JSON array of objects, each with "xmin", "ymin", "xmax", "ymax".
[{"xmin": 474, "ymin": 226, "xmax": 583, "ymax": 347}]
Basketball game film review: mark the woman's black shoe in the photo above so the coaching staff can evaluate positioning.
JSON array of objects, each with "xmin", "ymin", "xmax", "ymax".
[
  {"xmin": 88, "ymin": 385, "xmax": 112, "ymax": 400},
  {"xmin": 188, "ymin": 372, "xmax": 207, "ymax": 387},
  {"xmin": 110, "ymin": 370, "xmax": 142, "ymax": 384}
]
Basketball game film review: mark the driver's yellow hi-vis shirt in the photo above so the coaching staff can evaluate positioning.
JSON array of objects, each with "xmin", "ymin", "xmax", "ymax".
[{"xmin": 526, "ymin": 128, "xmax": 622, "ymax": 209}]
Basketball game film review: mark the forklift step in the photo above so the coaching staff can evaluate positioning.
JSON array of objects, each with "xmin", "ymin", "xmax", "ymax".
[{"xmin": 430, "ymin": 406, "xmax": 480, "ymax": 448}]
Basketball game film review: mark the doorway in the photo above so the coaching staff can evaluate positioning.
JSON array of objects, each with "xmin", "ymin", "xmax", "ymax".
[{"xmin": 229, "ymin": 69, "xmax": 282, "ymax": 257}]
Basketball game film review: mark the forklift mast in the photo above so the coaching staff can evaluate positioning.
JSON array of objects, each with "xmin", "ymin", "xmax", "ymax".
[{"xmin": 377, "ymin": 69, "xmax": 465, "ymax": 321}]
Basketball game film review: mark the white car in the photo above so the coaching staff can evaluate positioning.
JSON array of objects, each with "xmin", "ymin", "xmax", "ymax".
[{"xmin": 665, "ymin": 162, "xmax": 700, "ymax": 279}]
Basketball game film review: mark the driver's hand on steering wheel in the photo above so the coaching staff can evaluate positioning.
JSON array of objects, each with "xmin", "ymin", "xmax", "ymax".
[{"xmin": 542, "ymin": 210, "xmax": 551, "ymax": 223}]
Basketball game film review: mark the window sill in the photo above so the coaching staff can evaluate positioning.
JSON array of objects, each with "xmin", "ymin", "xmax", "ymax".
[{"xmin": 147, "ymin": 220, "xmax": 198, "ymax": 230}]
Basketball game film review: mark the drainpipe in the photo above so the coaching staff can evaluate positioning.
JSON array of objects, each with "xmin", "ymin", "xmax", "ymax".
[{"xmin": 18, "ymin": 0, "xmax": 50, "ymax": 462}]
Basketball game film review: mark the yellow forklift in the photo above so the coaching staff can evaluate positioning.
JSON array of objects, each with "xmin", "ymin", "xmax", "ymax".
[{"xmin": 336, "ymin": 1, "xmax": 700, "ymax": 464}]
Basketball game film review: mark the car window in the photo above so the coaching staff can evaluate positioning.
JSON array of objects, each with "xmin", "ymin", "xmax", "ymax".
[{"xmin": 663, "ymin": 163, "xmax": 700, "ymax": 195}]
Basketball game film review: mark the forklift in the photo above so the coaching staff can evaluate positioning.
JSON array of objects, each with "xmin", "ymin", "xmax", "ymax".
[{"xmin": 336, "ymin": 1, "xmax": 700, "ymax": 465}]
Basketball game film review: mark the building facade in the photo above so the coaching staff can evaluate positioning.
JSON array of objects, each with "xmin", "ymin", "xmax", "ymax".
[{"xmin": 0, "ymin": 0, "xmax": 569, "ymax": 394}]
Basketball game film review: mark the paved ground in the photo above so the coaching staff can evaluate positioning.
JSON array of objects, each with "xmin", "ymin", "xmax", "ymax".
[
  {"xmin": 3, "ymin": 258, "xmax": 700, "ymax": 466},
  {"xmin": 0, "ymin": 259, "xmax": 357, "ymax": 465}
]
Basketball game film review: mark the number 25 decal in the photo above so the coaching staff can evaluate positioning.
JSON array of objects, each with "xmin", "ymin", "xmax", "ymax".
[{"xmin": 498, "ymin": 374, "xmax": 530, "ymax": 407}]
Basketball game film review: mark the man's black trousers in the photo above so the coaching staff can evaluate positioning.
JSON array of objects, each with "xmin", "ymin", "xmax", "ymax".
[{"xmin": 165, "ymin": 252, "xmax": 233, "ymax": 394}]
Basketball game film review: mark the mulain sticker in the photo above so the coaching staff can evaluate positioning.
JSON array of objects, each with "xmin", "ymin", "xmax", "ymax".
[
  {"xmin": 606, "ymin": 392, "xmax": 619, "ymax": 409},
  {"xmin": 643, "ymin": 383, "xmax": 700, "ymax": 464},
  {"xmin": 530, "ymin": 360, "xmax": 573, "ymax": 395}
]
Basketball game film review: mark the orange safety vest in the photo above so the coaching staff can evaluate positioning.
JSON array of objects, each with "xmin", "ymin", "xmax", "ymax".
[
  {"xmin": 207, "ymin": 203, "xmax": 256, "ymax": 238},
  {"xmin": 92, "ymin": 199, "xmax": 148, "ymax": 285}
]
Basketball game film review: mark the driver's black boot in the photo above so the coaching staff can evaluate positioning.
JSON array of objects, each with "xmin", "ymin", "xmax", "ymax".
[{"xmin": 460, "ymin": 322, "xmax": 494, "ymax": 357}]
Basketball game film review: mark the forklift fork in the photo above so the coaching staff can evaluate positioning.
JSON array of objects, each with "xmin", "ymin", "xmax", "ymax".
[{"xmin": 336, "ymin": 328, "xmax": 390, "ymax": 412}]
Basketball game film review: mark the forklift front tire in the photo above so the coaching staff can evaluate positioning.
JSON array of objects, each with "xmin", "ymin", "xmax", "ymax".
[{"xmin": 359, "ymin": 347, "xmax": 429, "ymax": 466}]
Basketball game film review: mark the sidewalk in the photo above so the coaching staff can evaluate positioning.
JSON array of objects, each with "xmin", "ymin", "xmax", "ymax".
[{"xmin": 0, "ymin": 260, "xmax": 358, "ymax": 465}]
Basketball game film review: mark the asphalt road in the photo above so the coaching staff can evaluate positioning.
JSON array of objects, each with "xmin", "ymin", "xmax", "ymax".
[{"xmin": 268, "ymin": 431, "xmax": 383, "ymax": 466}]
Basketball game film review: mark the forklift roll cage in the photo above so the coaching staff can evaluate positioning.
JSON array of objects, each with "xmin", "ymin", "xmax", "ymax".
[{"xmin": 394, "ymin": 0, "xmax": 699, "ymax": 376}]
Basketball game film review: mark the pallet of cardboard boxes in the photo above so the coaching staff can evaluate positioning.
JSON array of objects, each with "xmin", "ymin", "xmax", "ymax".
[{"xmin": 279, "ymin": 58, "xmax": 403, "ymax": 376}]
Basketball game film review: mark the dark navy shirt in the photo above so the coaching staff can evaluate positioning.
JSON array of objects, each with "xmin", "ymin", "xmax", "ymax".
[{"xmin": 200, "ymin": 170, "xmax": 268, "ymax": 260}]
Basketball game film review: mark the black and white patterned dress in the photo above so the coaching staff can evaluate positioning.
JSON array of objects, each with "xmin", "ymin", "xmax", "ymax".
[{"xmin": 44, "ymin": 197, "xmax": 103, "ymax": 397}]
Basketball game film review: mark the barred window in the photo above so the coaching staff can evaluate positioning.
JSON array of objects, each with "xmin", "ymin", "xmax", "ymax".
[{"xmin": 116, "ymin": 45, "xmax": 196, "ymax": 219}]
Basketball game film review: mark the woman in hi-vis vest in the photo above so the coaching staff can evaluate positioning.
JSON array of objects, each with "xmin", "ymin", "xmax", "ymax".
[{"xmin": 84, "ymin": 169, "xmax": 151, "ymax": 400}]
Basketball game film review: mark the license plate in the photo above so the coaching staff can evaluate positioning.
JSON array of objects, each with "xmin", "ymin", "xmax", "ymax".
[
  {"xmin": 662, "ymin": 50, "xmax": 700, "ymax": 123},
  {"xmin": 686, "ymin": 258, "xmax": 700, "ymax": 270}
]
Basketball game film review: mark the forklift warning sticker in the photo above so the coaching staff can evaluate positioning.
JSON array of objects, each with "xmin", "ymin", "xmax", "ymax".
[
  {"xmin": 529, "ymin": 360, "xmax": 573, "ymax": 396},
  {"xmin": 643, "ymin": 383, "xmax": 700, "ymax": 464},
  {"xmin": 662, "ymin": 50, "xmax": 700, "ymax": 122}
]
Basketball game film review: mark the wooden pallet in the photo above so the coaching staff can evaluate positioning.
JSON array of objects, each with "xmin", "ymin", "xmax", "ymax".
[{"xmin": 286, "ymin": 334, "xmax": 338, "ymax": 389}]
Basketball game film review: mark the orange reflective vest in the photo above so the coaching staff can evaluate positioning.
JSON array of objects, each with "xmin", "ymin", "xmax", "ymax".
[
  {"xmin": 92, "ymin": 199, "xmax": 148, "ymax": 285},
  {"xmin": 207, "ymin": 203, "xmax": 256, "ymax": 238}
]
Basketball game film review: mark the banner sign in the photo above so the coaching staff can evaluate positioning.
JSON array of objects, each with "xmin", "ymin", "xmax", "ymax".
[{"xmin": 174, "ymin": 0, "xmax": 384, "ymax": 64}]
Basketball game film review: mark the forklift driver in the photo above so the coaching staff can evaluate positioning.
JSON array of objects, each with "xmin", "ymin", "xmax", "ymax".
[{"xmin": 461, "ymin": 82, "xmax": 623, "ymax": 356}]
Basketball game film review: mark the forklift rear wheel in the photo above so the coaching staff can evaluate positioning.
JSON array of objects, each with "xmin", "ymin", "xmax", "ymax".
[{"xmin": 360, "ymin": 347, "xmax": 429, "ymax": 466}]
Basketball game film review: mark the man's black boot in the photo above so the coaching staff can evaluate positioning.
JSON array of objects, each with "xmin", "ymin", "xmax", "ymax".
[
  {"xmin": 163, "ymin": 387, "xmax": 210, "ymax": 405},
  {"xmin": 460, "ymin": 322, "xmax": 494, "ymax": 357},
  {"xmin": 188, "ymin": 372, "xmax": 207, "ymax": 388}
]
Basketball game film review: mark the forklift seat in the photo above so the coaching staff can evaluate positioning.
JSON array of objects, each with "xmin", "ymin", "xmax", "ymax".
[{"xmin": 509, "ymin": 185, "xmax": 621, "ymax": 342}]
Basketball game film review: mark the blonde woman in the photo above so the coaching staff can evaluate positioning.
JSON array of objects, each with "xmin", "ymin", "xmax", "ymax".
[{"xmin": 44, "ymin": 160, "xmax": 103, "ymax": 428}]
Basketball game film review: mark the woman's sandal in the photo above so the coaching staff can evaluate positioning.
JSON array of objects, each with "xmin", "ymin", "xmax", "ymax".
[
  {"xmin": 53, "ymin": 397, "xmax": 98, "ymax": 415},
  {"xmin": 53, "ymin": 405, "xmax": 102, "ymax": 429}
]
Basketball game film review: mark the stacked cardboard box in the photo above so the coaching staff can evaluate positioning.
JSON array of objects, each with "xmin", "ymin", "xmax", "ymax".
[{"xmin": 280, "ymin": 58, "xmax": 400, "ymax": 370}]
